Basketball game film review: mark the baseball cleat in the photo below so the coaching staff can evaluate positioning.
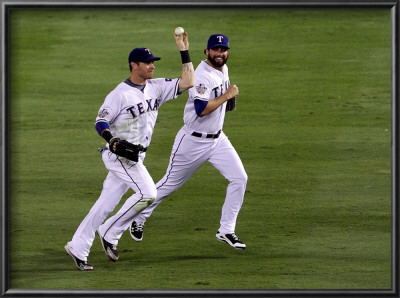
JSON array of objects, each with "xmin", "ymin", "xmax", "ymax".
[
  {"xmin": 64, "ymin": 244, "xmax": 94, "ymax": 271},
  {"xmin": 97, "ymin": 230, "xmax": 119, "ymax": 262},
  {"xmin": 216, "ymin": 231, "xmax": 246, "ymax": 250},
  {"xmin": 129, "ymin": 221, "xmax": 144, "ymax": 242}
]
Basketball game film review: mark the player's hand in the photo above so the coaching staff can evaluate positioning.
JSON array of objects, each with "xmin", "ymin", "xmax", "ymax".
[
  {"xmin": 224, "ymin": 84, "xmax": 239, "ymax": 100},
  {"xmin": 109, "ymin": 138, "xmax": 143, "ymax": 162},
  {"xmin": 174, "ymin": 31, "xmax": 189, "ymax": 51}
]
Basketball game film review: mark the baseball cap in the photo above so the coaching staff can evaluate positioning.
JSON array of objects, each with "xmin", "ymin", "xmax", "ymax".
[
  {"xmin": 207, "ymin": 34, "xmax": 230, "ymax": 49},
  {"xmin": 128, "ymin": 48, "xmax": 161, "ymax": 63}
]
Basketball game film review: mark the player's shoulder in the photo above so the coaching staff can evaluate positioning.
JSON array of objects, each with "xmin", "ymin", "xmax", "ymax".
[
  {"xmin": 146, "ymin": 78, "xmax": 179, "ymax": 93},
  {"xmin": 113, "ymin": 80, "xmax": 132, "ymax": 91},
  {"xmin": 105, "ymin": 81, "xmax": 126, "ymax": 95},
  {"xmin": 147, "ymin": 78, "xmax": 178, "ymax": 85},
  {"xmin": 196, "ymin": 60, "xmax": 209, "ymax": 72},
  {"xmin": 106, "ymin": 80, "xmax": 136, "ymax": 100},
  {"xmin": 195, "ymin": 61, "xmax": 211, "ymax": 77},
  {"xmin": 195, "ymin": 61, "xmax": 222, "ymax": 84}
]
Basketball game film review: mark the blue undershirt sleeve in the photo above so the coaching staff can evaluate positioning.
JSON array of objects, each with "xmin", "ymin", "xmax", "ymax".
[
  {"xmin": 95, "ymin": 121, "xmax": 110, "ymax": 136},
  {"xmin": 194, "ymin": 99, "xmax": 208, "ymax": 117}
]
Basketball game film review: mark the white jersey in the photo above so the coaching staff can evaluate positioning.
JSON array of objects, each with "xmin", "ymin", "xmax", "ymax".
[
  {"xmin": 135, "ymin": 59, "xmax": 247, "ymax": 237},
  {"xmin": 96, "ymin": 78, "xmax": 180, "ymax": 148},
  {"xmin": 68, "ymin": 78, "xmax": 182, "ymax": 261},
  {"xmin": 183, "ymin": 60, "xmax": 230, "ymax": 134}
]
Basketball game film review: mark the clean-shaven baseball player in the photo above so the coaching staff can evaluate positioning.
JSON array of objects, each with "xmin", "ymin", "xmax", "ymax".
[
  {"xmin": 130, "ymin": 33, "xmax": 248, "ymax": 250},
  {"xmin": 64, "ymin": 31, "xmax": 194, "ymax": 270}
]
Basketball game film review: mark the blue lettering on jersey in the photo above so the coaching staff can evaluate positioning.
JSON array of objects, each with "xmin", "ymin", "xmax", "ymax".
[
  {"xmin": 137, "ymin": 102, "xmax": 145, "ymax": 115},
  {"xmin": 126, "ymin": 98, "xmax": 161, "ymax": 119},
  {"xmin": 146, "ymin": 98, "xmax": 161, "ymax": 111},
  {"xmin": 212, "ymin": 81, "xmax": 230, "ymax": 98},
  {"xmin": 126, "ymin": 106, "xmax": 137, "ymax": 118},
  {"xmin": 212, "ymin": 84, "xmax": 224, "ymax": 98},
  {"xmin": 146, "ymin": 99, "xmax": 153, "ymax": 111},
  {"xmin": 212, "ymin": 86, "xmax": 220, "ymax": 97},
  {"xmin": 153, "ymin": 99, "xmax": 160, "ymax": 110}
]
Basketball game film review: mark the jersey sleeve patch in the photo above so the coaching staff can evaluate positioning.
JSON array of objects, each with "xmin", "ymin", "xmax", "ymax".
[
  {"xmin": 98, "ymin": 108, "xmax": 109, "ymax": 118},
  {"xmin": 195, "ymin": 84, "xmax": 207, "ymax": 95}
]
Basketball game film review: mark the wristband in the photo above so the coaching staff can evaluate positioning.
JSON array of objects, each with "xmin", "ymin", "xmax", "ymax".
[
  {"xmin": 101, "ymin": 130, "xmax": 113, "ymax": 143},
  {"xmin": 180, "ymin": 50, "xmax": 191, "ymax": 64}
]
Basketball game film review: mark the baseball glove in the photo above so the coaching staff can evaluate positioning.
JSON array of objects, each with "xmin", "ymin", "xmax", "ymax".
[
  {"xmin": 226, "ymin": 97, "xmax": 236, "ymax": 112},
  {"xmin": 109, "ymin": 138, "xmax": 146, "ymax": 162}
]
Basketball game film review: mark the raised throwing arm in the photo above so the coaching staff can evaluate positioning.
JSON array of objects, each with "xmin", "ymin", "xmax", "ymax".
[{"xmin": 174, "ymin": 30, "xmax": 195, "ymax": 93}]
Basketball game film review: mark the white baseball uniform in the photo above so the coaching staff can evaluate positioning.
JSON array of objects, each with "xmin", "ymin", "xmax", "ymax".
[
  {"xmin": 66, "ymin": 77, "xmax": 181, "ymax": 261},
  {"xmin": 135, "ymin": 60, "xmax": 247, "ymax": 234}
]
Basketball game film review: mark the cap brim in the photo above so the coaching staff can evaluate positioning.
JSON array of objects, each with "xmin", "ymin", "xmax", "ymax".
[
  {"xmin": 133, "ymin": 57, "xmax": 161, "ymax": 63},
  {"xmin": 145, "ymin": 57, "xmax": 161, "ymax": 62}
]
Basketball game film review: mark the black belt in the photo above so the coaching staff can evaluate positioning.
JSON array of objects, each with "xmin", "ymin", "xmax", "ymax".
[{"xmin": 191, "ymin": 130, "xmax": 221, "ymax": 139}]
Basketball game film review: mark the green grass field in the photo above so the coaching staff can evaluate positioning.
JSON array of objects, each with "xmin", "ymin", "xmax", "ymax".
[{"xmin": 8, "ymin": 7, "xmax": 392, "ymax": 291}]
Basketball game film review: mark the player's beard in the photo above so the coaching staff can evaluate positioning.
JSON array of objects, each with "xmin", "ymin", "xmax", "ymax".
[{"xmin": 207, "ymin": 54, "xmax": 228, "ymax": 68}]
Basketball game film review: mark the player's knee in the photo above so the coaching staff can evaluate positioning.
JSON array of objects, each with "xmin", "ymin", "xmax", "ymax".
[
  {"xmin": 241, "ymin": 170, "xmax": 248, "ymax": 183},
  {"xmin": 146, "ymin": 196, "xmax": 156, "ymax": 205},
  {"xmin": 133, "ymin": 196, "xmax": 156, "ymax": 212},
  {"xmin": 144, "ymin": 188, "xmax": 157, "ymax": 204},
  {"xmin": 233, "ymin": 170, "xmax": 248, "ymax": 185},
  {"xmin": 143, "ymin": 196, "xmax": 155, "ymax": 208},
  {"xmin": 143, "ymin": 189, "xmax": 157, "ymax": 211},
  {"xmin": 228, "ymin": 171, "xmax": 247, "ymax": 194}
]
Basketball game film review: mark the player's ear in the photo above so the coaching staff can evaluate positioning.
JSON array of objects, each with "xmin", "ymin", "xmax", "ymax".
[
  {"xmin": 204, "ymin": 49, "xmax": 208, "ymax": 55},
  {"xmin": 130, "ymin": 61, "xmax": 138, "ymax": 71}
]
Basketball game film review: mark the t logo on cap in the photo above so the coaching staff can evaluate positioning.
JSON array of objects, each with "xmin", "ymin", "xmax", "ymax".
[
  {"xmin": 129, "ymin": 48, "xmax": 161, "ymax": 63},
  {"xmin": 207, "ymin": 34, "xmax": 230, "ymax": 50}
]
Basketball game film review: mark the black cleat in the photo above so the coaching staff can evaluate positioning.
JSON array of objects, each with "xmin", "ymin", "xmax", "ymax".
[
  {"xmin": 216, "ymin": 231, "xmax": 246, "ymax": 250},
  {"xmin": 130, "ymin": 221, "xmax": 144, "ymax": 242},
  {"xmin": 64, "ymin": 244, "xmax": 94, "ymax": 271},
  {"xmin": 97, "ymin": 230, "xmax": 119, "ymax": 262}
]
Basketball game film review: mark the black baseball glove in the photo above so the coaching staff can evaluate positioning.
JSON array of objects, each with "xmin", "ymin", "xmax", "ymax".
[
  {"xmin": 226, "ymin": 97, "xmax": 236, "ymax": 112},
  {"xmin": 109, "ymin": 138, "xmax": 147, "ymax": 162}
]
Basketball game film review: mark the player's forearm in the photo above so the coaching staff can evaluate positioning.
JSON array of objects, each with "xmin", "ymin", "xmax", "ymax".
[
  {"xmin": 200, "ymin": 93, "xmax": 230, "ymax": 116},
  {"xmin": 95, "ymin": 121, "xmax": 114, "ymax": 143},
  {"xmin": 178, "ymin": 50, "xmax": 194, "ymax": 92},
  {"xmin": 201, "ymin": 84, "xmax": 239, "ymax": 116},
  {"xmin": 179, "ymin": 62, "xmax": 194, "ymax": 92}
]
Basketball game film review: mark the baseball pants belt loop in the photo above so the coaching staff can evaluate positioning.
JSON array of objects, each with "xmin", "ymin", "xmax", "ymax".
[{"xmin": 191, "ymin": 129, "xmax": 221, "ymax": 139}]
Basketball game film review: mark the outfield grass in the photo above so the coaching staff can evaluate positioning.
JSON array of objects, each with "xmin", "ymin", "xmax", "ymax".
[{"xmin": 8, "ymin": 8, "xmax": 392, "ymax": 290}]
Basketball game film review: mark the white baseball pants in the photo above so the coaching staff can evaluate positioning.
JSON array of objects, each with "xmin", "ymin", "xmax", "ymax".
[
  {"xmin": 135, "ymin": 126, "xmax": 248, "ymax": 234},
  {"xmin": 66, "ymin": 150, "xmax": 156, "ymax": 261}
]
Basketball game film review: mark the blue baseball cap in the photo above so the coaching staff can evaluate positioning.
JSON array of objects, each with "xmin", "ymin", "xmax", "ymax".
[
  {"xmin": 207, "ymin": 34, "xmax": 230, "ymax": 49},
  {"xmin": 129, "ymin": 48, "xmax": 161, "ymax": 63}
]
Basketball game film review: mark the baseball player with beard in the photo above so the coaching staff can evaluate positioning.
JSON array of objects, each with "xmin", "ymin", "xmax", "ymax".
[
  {"xmin": 130, "ymin": 33, "xmax": 248, "ymax": 250},
  {"xmin": 64, "ymin": 30, "xmax": 194, "ymax": 270}
]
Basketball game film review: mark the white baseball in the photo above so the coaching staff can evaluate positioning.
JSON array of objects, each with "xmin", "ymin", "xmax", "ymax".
[{"xmin": 174, "ymin": 27, "xmax": 184, "ymax": 35}]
